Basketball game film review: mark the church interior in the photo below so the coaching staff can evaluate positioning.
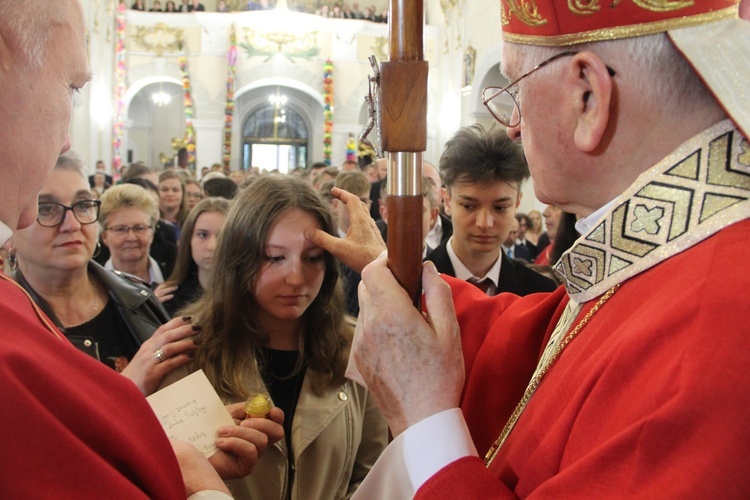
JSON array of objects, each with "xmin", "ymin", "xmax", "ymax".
[{"xmin": 72, "ymin": 0, "xmax": 545, "ymax": 212}]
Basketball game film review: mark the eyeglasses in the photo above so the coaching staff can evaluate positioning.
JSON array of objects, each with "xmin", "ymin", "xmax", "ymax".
[
  {"xmin": 37, "ymin": 200, "xmax": 101, "ymax": 227},
  {"xmin": 482, "ymin": 51, "xmax": 616, "ymax": 128},
  {"xmin": 105, "ymin": 224, "xmax": 153, "ymax": 236}
]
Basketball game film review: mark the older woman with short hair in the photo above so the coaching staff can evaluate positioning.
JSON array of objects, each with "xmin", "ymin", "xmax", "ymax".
[
  {"xmin": 10, "ymin": 151, "xmax": 197, "ymax": 395},
  {"xmin": 100, "ymin": 184, "xmax": 166, "ymax": 287}
]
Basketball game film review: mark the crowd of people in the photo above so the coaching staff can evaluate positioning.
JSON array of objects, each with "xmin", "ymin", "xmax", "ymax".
[
  {"xmin": 131, "ymin": 0, "xmax": 204, "ymax": 12},
  {"xmin": 129, "ymin": 0, "xmax": 389, "ymax": 21},
  {"xmin": 2, "ymin": 0, "xmax": 749, "ymax": 497}
]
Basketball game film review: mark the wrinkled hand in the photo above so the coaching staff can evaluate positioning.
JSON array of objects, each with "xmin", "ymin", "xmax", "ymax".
[
  {"xmin": 121, "ymin": 316, "xmax": 199, "ymax": 395},
  {"xmin": 305, "ymin": 187, "xmax": 386, "ymax": 273},
  {"xmin": 208, "ymin": 403, "xmax": 285, "ymax": 479},
  {"xmin": 171, "ymin": 440, "xmax": 231, "ymax": 497},
  {"xmin": 355, "ymin": 258, "xmax": 464, "ymax": 437},
  {"xmin": 154, "ymin": 282, "xmax": 178, "ymax": 303}
]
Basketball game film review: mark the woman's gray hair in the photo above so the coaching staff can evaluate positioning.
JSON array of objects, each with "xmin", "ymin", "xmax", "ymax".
[
  {"xmin": 55, "ymin": 150, "xmax": 89, "ymax": 181},
  {"xmin": 99, "ymin": 184, "xmax": 160, "ymax": 229}
]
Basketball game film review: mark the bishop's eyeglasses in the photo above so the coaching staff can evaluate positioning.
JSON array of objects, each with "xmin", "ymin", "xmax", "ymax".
[
  {"xmin": 482, "ymin": 51, "xmax": 616, "ymax": 128},
  {"xmin": 37, "ymin": 200, "xmax": 101, "ymax": 227}
]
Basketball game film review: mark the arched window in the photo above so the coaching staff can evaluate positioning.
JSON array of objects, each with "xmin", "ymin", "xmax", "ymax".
[{"xmin": 241, "ymin": 102, "xmax": 308, "ymax": 173}]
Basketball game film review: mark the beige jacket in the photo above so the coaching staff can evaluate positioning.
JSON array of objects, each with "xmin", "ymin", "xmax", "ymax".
[{"xmin": 225, "ymin": 371, "xmax": 388, "ymax": 500}]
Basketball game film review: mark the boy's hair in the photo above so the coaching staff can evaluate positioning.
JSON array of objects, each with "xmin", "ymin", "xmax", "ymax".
[{"xmin": 439, "ymin": 124, "xmax": 528, "ymax": 193}]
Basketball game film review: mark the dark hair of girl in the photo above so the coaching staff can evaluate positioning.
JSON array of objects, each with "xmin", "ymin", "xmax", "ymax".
[{"xmin": 182, "ymin": 174, "xmax": 348, "ymax": 400}]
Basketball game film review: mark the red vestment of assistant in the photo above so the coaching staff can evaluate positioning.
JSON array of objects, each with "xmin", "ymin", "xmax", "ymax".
[
  {"xmin": 416, "ymin": 121, "xmax": 750, "ymax": 498},
  {"xmin": 0, "ymin": 275, "xmax": 186, "ymax": 498}
]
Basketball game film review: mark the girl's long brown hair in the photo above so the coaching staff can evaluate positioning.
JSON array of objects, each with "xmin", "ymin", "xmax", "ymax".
[
  {"xmin": 167, "ymin": 197, "xmax": 230, "ymax": 287},
  {"xmin": 181, "ymin": 174, "xmax": 349, "ymax": 400}
]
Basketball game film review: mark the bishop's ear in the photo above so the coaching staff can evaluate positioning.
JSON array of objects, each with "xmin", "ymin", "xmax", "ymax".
[{"xmin": 567, "ymin": 51, "xmax": 615, "ymax": 153}]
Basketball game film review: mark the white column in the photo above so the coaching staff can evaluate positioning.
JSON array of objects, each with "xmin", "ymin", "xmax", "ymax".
[{"xmin": 192, "ymin": 119, "xmax": 225, "ymax": 170}]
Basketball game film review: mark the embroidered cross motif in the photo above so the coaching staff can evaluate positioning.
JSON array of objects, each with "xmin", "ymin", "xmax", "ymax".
[
  {"xmin": 630, "ymin": 205, "xmax": 664, "ymax": 235},
  {"xmin": 572, "ymin": 257, "xmax": 592, "ymax": 277},
  {"xmin": 555, "ymin": 122, "xmax": 750, "ymax": 302}
]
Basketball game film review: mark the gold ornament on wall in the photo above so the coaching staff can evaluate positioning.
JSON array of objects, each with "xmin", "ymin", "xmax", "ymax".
[
  {"xmin": 241, "ymin": 28, "xmax": 320, "ymax": 62},
  {"xmin": 133, "ymin": 23, "xmax": 185, "ymax": 56}
]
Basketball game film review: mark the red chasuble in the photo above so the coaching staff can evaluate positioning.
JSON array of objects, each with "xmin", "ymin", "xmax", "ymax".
[
  {"xmin": 0, "ymin": 276, "xmax": 186, "ymax": 498},
  {"xmin": 417, "ymin": 218, "xmax": 750, "ymax": 498},
  {"xmin": 417, "ymin": 122, "xmax": 750, "ymax": 497}
]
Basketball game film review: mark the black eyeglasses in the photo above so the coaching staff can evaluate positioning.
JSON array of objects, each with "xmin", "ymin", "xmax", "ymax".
[
  {"xmin": 482, "ymin": 51, "xmax": 616, "ymax": 128},
  {"xmin": 37, "ymin": 200, "xmax": 101, "ymax": 227}
]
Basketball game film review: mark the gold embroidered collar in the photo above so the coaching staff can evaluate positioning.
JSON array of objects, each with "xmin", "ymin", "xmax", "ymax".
[{"xmin": 555, "ymin": 120, "xmax": 750, "ymax": 303}]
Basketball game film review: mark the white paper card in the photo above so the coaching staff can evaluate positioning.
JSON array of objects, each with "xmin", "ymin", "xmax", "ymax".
[{"xmin": 146, "ymin": 369, "xmax": 234, "ymax": 458}]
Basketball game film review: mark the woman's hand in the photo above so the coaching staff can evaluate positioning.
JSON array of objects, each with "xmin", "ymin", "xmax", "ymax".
[
  {"xmin": 208, "ymin": 403, "xmax": 286, "ymax": 479},
  {"xmin": 121, "ymin": 316, "xmax": 200, "ymax": 395},
  {"xmin": 154, "ymin": 282, "xmax": 178, "ymax": 303}
]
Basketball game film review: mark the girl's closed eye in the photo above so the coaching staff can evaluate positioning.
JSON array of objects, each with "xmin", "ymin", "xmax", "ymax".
[{"xmin": 306, "ymin": 253, "xmax": 324, "ymax": 263}]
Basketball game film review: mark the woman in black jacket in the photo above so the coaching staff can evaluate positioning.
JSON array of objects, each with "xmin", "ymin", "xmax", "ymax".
[{"xmin": 9, "ymin": 151, "xmax": 197, "ymax": 395}]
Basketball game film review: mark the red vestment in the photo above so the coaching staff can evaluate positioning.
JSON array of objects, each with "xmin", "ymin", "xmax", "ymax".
[
  {"xmin": 416, "ymin": 219, "xmax": 750, "ymax": 498},
  {"xmin": 0, "ymin": 276, "xmax": 186, "ymax": 498}
]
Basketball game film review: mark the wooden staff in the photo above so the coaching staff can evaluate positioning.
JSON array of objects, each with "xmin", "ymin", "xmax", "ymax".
[{"xmin": 381, "ymin": 0, "xmax": 428, "ymax": 306}]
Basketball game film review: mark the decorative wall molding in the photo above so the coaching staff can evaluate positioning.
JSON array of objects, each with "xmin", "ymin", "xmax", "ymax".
[{"xmin": 132, "ymin": 23, "xmax": 185, "ymax": 56}]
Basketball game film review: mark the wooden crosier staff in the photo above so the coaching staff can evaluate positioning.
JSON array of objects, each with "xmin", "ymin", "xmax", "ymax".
[{"xmin": 381, "ymin": 0, "xmax": 428, "ymax": 305}]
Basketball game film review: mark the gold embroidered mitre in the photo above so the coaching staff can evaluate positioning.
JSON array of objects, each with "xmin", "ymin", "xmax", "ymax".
[{"xmin": 499, "ymin": 0, "xmax": 739, "ymax": 46}]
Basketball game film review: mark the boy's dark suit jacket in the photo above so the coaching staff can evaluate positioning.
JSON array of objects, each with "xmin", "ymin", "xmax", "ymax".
[{"xmin": 425, "ymin": 241, "xmax": 557, "ymax": 296}]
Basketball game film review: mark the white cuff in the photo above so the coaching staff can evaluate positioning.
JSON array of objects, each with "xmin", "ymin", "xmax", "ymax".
[
  {"xmin": 403, "ymin": 408, "xmax": 478, "ymax": 491},
  {"xmin": 352, "ymin": 408, "xmax": 477, "ymax": 499},
  {"xmin": 187, "ymin": 491, "xmax": 233, "ymax": 500}
]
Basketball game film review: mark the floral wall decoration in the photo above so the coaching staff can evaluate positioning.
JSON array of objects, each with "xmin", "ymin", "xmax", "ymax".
[
  {"xmin": 112, "ymin": 1, "xmax": 127, "ymax": 170},
  {"xmin": 223, "ymin": 27, "xmax": 237, "ymax": 169},
  {"xmin": 346, "ymin": 133, "xmax": 357, "ymax": 162},
  {"xmin": 178, "ymin": 45, "xmax": 196, "ymax": 170},
  {"xmin": 323, "ymin": 58, "xmax": 333, "ymax": 165}
]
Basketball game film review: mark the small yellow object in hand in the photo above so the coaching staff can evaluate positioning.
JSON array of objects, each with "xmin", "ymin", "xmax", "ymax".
[{"xmin": 244, "ymin": 393, "xmax": 272, "ymax": 418}]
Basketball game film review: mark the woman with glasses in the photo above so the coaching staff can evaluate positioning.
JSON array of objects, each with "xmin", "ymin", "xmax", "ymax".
[
  {"xmin": 100, "ymin": 183, "xmax": 167, "ymax": 287},
  {"xmin": 184, "ymin": 178, "xmax": 204, "ymax": 211},
  {"xmin": 9, "ymin": 151, "xmax": 198, "ymax": 395}
]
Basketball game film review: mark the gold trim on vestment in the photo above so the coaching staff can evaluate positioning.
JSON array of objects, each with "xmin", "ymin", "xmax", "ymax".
[
  {"xmin": 502, "ymin": 7, "xmax": 737, "ymax": 46},
  {"xmin": 555, "ymin": 120, "xmax": 750, "ymax": 303}
]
